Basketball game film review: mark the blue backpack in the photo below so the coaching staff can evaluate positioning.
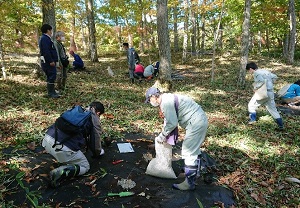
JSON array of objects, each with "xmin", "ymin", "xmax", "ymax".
[{"xmin": 52, "ymin": 105, "xmax": 92, "ymax": 149}]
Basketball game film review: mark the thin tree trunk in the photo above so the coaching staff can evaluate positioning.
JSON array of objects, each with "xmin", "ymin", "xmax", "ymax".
[
  {"xmin": 283, "ymin": 34, "xmax": 289, "ymax": 59},
  {"xmin": 266, "ymin": 28, "xmax": 270, "ymax": 54},
  {"xmin": 156, "ymin": 0, "xmax": 172, "ymax": 90},
  {"xmin": 287, "ymin": 0, "xmax": 296, "ymax": 65},
  {"xmin": 80, "ymin": 23, "xmax": 87, "ymax": 52},
  {"xmin": 0, "ymin": 31, "xmax": 6, "ymax": 79},
  {"xmin": 191, "ymin": 2, "xmax": 196, "ymax": 53},
  {"xmin": 85, "ymin": 0, "xmax": 98, "ymax": 62},
  {"xmin": 211, "ymin": 0, "xmax": 225, "ymax": 83},
  {"xmin": 70, "ymin": 11, "xmax": 77, "ymax": 52},
  {"xmin": 258, "ymin": 30, "xmax": 262, "ymax": 54},
  {"xmin": 173, "ymin": 5, "xmax": 179, "ymax": 52},
  {"xmin": 200, "ymin": 0, "xmax": 206, "ymax": 54},
  {"xmin": 238, "ymin": 0, "xmax": 251, "ymax": 88},
  {"xmin": 182, "ymin": 0, "xmax": 189, "ymax": 63}
]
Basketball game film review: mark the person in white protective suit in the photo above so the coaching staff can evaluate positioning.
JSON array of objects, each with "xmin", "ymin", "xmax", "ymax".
[
  {"xmin": 145, "ymin": 87, "xmax": 208, "ymax": 190},
  {"xmin": 246, "ymin": 62, "xmax": 284, "ymax": 130}
]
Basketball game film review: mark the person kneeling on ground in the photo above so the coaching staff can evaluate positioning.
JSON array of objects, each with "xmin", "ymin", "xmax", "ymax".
[
  {"xmin": 145, "ymin": 87, "xmax": 208, "ymax": 190},
  {"xmin": 42, "ymin": 101, "xmax": 105, "ymax": 188},
  {"xmin": 69, "ymin": 50, "xmax": 85, "ymax": 71},
  {"xmin": 278, "ymin": 80, "xmax": 300, "ymax": 106},
  {"xmin": 134, "ymin": 63, "xmax": 145, "ymax": 81}
]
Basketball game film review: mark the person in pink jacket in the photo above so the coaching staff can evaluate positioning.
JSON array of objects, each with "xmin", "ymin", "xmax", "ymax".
[{"xmin": 134, "ymin": 63, "xmax": 145, "ymax": 81}]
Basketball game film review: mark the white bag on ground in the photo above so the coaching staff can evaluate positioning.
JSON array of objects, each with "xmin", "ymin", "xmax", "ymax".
[{"xmin": 145, "ymin": 140, "xmax": 177, "ymax": 179}]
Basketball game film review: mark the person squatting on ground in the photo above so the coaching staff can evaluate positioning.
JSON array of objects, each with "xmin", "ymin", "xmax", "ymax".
[
  {"xmin": 42, "ymin": 101, "xmax": 105, "ymax": 187},
  {"xmin": 143, "ymin": 64, "xmax": 155, "ymax": 80},
  {"xmin": 143, "ymin": 62, "xmax": 159, "ymax": 80},
  {"xmin": 39, "ymin": 24, "xmax": 60, "ymax": 98},
  {"xmin": 280, "ymin": 80, "xmax": 300, "ymax": 106},
  {"xmin": 134, "ymin": 63, "xmax": 145, "ymax": 81},
  {"xmin": 246, "ymin": 62, "xmax": 284, "ymax": 130},
  {"xmin": 54, "ymin": 31, "xmax": 68, "ymax": 91},
  {"xmin": 145, "ymin": 87, "xmax": 208, "ymax": 191},
  {"xmin": 122, "ymin": 42, "xmax": 140, "ymax": 84},
  {"xmin": 69, "ymin": 50, "xmax": 85, "ymax": 71}
]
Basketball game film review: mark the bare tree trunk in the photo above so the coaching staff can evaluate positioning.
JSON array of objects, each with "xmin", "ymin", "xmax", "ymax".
[
  {"xmin": 0, "ymin": 31, "xmax": 6, "ymax": 79},
  {"xmin": 85, "ymin": 0, "xmax": 98, "ymax": 62},
  {"xmin": 156, "ymin": 0, "xmax": 172, "ymax": 91},
  {"xmin": 258, "ymin": 30, "xmax": 262, "ymax": 54},
  {"xmin": 286, "ymin": 0, "xmax": 296, "ymax": 65},
  {"xmin": 191, "ymin": 2, "xmax": 196, "ymax": 53},
  {"xmin": 211, "ymin": 0, "xmax": 225, "ymax": 83},
  {"xmin": 42, "ymin": 0, "xmax": 56, "ymax": 38},
  {"xmin": 283, "ymin": 34, "xmax": 289, "ymax": 59},
  {"xmin": 70, "ymin": 11, "xmax": 77, "ymax": 52},
  {"xmin": 173, "ymin": 5, "xmax": 179, "ymax": 52},
  {"xmin": 265, "ymin": 28, "xmax": 270, "ymax": 54},
  {"xmin": 238, "ymin": 0, "xmax": 251, "ymax": 88},
  {"xmin": 196, "ymin": 15, "xmax": 200, "ymax": 53},
  {"xmin": 80, "ymin": 24, "xmax": 87, "ymax": 52},
  {"xmin": 200, "ymin": 0, "xmax": 206, "ymax": 54},
  {"xmin": 182, "ymin": 0, "xmax": 189, "ymax": 63}
]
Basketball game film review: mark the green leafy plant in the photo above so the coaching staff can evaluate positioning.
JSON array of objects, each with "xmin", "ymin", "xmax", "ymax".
[{"xmin": 15, "ymin": 172, "xmax": 42, "ymax": 208}]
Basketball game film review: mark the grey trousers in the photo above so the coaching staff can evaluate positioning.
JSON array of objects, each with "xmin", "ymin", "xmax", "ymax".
[{"xmin": 42, "ymin": 134, "xmax": 90, "ymax": 175}]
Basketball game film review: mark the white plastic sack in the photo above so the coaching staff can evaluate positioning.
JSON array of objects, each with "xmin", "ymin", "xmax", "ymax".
[
  {"xmin": 145, "ymin": 140, "xmax": 177, "ymax": 179},
  {"xmin": 254, "ymin": 79, "xmax": 268, "ymax": 100}
]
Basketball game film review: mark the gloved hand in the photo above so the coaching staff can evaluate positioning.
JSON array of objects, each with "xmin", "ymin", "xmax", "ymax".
[{"xmin": 155, "ymin": 133, "xmax": 166, "ymax": 144}]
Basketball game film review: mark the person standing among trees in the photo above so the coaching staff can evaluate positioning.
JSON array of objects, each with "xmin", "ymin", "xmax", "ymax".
[
  {"xmin": 122, "ymin": 42, "xmax": 140, "ymax": 84},
  {"xmin": 54, "ymin": 31, "xmax": 69, "ymax": 91},
  {"xmin": 39, "ymin": 24, "xmax": 60, "ymax": 98},
  {"xmin": 145, "ymin": 87, "xmax": 208, "ymax": 191},
  {"xmin": 246, "ymin": 62, "xmax": 284, "ymax": 130}
]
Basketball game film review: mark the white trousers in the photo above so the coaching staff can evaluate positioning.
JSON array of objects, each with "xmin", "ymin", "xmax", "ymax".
[
  {"xmin": 181, "ymin": 112, "xmax": 208, "ymax": 166},
  {"xmin": 42, "ymin": 134, "xmax": 90, "ymax": 175},
  {"xmin": 248, "ymin": 91, "xmax": 281, "ymax": 119}
]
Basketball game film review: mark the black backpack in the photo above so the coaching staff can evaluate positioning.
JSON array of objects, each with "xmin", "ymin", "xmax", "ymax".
[{"xmin": 52, "ymin": 105, "xmax": 92, "ymax": 150}]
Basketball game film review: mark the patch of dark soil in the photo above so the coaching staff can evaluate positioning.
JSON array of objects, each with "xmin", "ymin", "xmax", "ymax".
[{"xmin": 2, "ymin": 133, "xmax": 236, "ymax": 208}]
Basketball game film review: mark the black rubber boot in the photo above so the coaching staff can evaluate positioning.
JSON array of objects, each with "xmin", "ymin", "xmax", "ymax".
[
  {"xmin": 49, "ymin": 165, "xmax": 80, "ymax": 188},
  {"xmin": 47, "ymin": 83, "xmax": 60, "ymax": 98},
  {"xmin": 275, "ymin": 118, "xmax": 284, "ymax": 131},
  {"xmin": 172, "ymin": 166, "xmax": 197, "ymax": 190}
]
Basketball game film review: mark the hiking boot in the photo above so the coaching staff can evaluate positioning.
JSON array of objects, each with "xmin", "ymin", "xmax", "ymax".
[
  {"xmin": 248, "ymin": 112, "xmax": 256, "ymax": 125},
  {"xmin": 49, "ymin": 165, "xmax": 80, "ymax": 188},
  {"xmin": 172, "ymin": 166, "xmax": 197, "ymax": 191}
]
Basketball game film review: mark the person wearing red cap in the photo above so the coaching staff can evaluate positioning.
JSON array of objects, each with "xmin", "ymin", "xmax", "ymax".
[{"xmin": 145, "ymin": 87, "xmax": 208, "ymax": 190}]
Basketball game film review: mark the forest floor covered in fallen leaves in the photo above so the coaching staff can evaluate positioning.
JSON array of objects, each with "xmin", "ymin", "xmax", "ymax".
[{"xmin": 0, "ymin": 52, "xmax": 299, "ymax": 207}]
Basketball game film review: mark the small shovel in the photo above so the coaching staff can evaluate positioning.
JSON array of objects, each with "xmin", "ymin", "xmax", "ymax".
[{"xmin": 107, "ymin": 191, "xmax": 135, "ymax": 197}]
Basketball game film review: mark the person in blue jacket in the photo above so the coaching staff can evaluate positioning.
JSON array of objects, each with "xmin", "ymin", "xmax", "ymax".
[
  {"xmin": 69, "ymin": 50, "xmax": 85, "ymax": 71},
  {"xmin": 281, "ymin": 80, "xmax": 300, "ymax": 106},
  {"xmin": 38, "ymin": 24, "xmax": 60, "ymax": 98}
]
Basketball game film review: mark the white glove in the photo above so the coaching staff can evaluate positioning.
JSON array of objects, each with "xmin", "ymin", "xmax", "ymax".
[{"xmin": 155, "ymin": 133, "xmax": 166, "ymax": 144}]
